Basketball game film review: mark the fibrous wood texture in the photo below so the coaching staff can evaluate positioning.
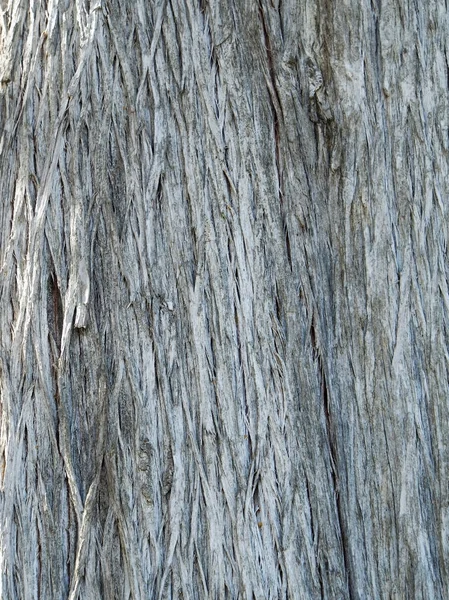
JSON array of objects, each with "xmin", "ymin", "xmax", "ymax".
[{"xmin": 1, "ymin": 0, "xmax": 448, "ymax": 598}]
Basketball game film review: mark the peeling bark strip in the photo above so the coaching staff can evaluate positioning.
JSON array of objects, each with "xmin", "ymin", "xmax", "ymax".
[{"xmin": 0, "ymin": 0, "xmax": 448, "ymax": 598}]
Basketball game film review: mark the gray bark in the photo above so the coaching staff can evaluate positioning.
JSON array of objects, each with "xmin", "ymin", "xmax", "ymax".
[{"xmin": 0, "ymin": 0, "xmax": 448, "ymax": 598}]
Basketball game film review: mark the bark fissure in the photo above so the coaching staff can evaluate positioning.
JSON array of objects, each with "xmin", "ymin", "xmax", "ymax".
[{"xmin": 321, "ymin": 363, "xmax": 354, "ymax": 600}]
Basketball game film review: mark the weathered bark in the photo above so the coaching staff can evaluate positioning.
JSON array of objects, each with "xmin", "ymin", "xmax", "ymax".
[{"xmin": 1, "ymin": 0, "xmax": 448, "ymax": 598}]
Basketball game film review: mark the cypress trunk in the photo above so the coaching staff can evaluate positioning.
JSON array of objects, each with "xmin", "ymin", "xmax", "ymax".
[{"xmin": 0, "ymin": 1, "xmax": 448, "ymax": 598}]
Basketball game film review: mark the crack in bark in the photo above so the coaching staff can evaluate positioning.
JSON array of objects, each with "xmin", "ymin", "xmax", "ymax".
[{"xmin": 311, "ymin": 317, "xmax": 354, "ymax": 599}]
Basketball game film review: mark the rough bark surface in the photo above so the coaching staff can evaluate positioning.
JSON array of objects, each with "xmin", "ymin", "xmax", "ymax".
[{"xmin": 1, "ymin": 0, "xmax": 448, "ymax": 598}]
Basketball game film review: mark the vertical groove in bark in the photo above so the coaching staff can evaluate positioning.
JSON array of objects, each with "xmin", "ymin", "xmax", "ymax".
[{"xmin": 0, "ymin": 0, "xmax": 448, "ymax": 598}]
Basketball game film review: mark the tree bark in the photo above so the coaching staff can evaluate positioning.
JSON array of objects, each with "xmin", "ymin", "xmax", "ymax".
[{"xmin": 1, "ymin": 0, "xmax": 448, "ymax": 598}]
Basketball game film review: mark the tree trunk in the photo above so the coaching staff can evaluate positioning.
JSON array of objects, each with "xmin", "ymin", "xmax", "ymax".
[{"xmin": 1, "ymin": 1, "xmax": 448, "ymax": 598}]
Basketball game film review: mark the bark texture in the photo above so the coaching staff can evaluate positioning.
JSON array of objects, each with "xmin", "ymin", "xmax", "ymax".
[{"xmin": 1, "ymin": 0, "xmax": 448, "ymax": 598}]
